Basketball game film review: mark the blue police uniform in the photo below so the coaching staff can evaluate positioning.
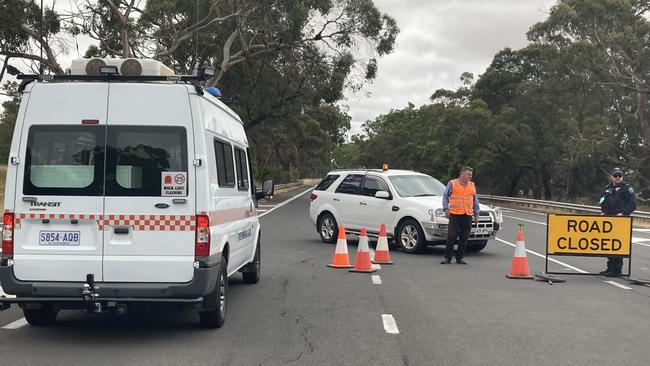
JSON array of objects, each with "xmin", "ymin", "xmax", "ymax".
[{"xmin": 599, "ymin": 179, "xmax": 636, "ymax": 274}]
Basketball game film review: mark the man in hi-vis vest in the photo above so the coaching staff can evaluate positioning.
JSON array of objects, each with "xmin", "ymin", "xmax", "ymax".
[{"xmin": 441, "ymin": 166, "xmax": 480, "ymax": 265}]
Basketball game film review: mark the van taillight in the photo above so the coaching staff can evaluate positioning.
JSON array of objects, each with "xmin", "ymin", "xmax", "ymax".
[
  {"xmin": 310, "ymin": 192, "xmax": 318, "ymax": 201},
  {"xmin": 195, "ymin": 214, "xmax": 210, "ymax": 257},
  {"xmin": 2, "ymin": 212, "xmax": 14, "ymax": 256}
]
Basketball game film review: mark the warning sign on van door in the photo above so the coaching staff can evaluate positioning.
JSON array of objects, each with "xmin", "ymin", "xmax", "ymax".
[
  {"xmin": 161, "ymin": 172, "xmax": 187, "ymax": 196},
  {"xmin": 547, "ymin": 214, "xmax": 632, "ymax": 256}
]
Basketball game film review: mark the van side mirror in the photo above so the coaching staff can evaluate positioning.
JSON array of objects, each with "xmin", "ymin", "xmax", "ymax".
[
  {"xmin": 375, "ymin": 191, "xmax": 391, "ymax": 199},
  {"xmin": 256, "ymin": 179, "xmax": 275, "ymax": 200}
]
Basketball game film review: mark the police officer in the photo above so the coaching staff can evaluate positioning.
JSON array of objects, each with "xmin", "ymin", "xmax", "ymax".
[{"xmin": 599, "ymin": 167, "xmax": 636, "ymax": 276}]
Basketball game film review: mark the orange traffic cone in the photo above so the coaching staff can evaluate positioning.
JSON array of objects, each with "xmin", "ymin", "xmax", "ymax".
[
  {"xmin": 327, "ymin": 226, "xmax": 353, "ymax": 268},
  {"xmin": 350, "ymin": 228, "xmax": 377, "ymax": 273},
  {"xmin": 373, "ymin": 224, "xmax": 393, "ymax": 265},
  {"xmin": 506, "ymin": 224, "xmax": 533, "ymax": 279}
]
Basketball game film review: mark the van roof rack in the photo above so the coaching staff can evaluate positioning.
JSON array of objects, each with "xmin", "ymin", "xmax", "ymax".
[{"xmin": 16, "ymin": 67, "xmax": 216, "ymax": 95}]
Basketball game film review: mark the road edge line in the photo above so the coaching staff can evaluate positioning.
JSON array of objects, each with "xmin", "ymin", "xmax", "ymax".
[{"xmin": 258, "ymin": 186, "xmax": 314, "ymax": 218}]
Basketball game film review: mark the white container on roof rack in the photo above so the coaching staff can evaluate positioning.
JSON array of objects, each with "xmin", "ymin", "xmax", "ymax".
[{"xmin": 68, "ymin": 58, "xmax": 174, "ymax": 76}]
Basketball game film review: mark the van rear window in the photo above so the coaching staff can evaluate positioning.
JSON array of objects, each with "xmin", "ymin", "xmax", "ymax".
[
  {"xmin": 105, "ymin": 126, "xmax": 188, "ymax": 196},
  {"xmin": 24, "ymin": 125, "xmax": 105, "ymax": 196}
]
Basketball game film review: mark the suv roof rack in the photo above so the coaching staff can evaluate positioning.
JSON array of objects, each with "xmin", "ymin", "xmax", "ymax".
[{"xmin": 16, "ymin": 67, "xmax": 216, "ymax": 95}]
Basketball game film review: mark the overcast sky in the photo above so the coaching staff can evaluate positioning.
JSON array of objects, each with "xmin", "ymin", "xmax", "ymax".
[
  {"xmin": 2, "ymin": 0, "xmax": 554, "ymax": 132},
  {"xmin": 344, "ymin": 0, "xmax": 553, "ymax": 136}
]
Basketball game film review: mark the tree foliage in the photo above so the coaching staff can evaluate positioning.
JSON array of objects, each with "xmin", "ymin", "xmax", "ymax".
[
  {"xmin": 337, "ymin": 0, "xmax": 649, "ymax": 202},
  {"xmin": 0, "ymin": 0, "xmax": 398, "ymax": 183}
]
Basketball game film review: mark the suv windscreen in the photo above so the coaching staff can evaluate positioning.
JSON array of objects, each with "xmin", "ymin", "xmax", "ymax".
[
  {"xmin": 315, "ymin": 174, "xmax": 340, "ymax": 191},
  {"xmin": 105, "ymin": 126, "xmax": 188, "ymax": 196},
  {"xmin": 335, "ymin": 174, "xmax": 364, "ymax": 194},
  {"xmin": 388, "ymin": 175, "xmax": 446, "ymax": 197},
  {"xmin": 23, "ymin": 125, "xmax": 105, "ymax": 196}
]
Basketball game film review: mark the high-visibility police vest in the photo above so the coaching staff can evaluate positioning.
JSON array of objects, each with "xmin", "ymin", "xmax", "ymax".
[{"xmin": 448, "ymin": 179, "xmax": 476, "ymax": 216}]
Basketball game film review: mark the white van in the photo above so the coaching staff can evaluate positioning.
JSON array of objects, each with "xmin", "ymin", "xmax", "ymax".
[{"xmin": 0, "ymin": 59, "xmax": 274, "ymax": 328}]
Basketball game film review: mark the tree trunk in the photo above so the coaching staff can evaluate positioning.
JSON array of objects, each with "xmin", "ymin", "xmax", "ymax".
[
  {"xmin": 635, "ymin": 89, "xmax": 650, "ymax": 144},
  {"xmin": 540, "ymin": 162, "xmax": 552, "ymax": 201}
]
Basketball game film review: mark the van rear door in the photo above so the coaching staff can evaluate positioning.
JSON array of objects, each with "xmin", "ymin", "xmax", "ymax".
[
  {"xmin": 13, "ymin": 83, "xmax": 107, "ymax": 282},
  {"xmin": 102, "ymin": 84, "xmax": 196, "ymax": 283}
]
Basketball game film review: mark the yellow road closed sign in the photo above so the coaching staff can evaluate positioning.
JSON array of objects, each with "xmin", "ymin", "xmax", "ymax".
[{"xmin": 547, "ymin": 214, "xmax": 632, "ymax": 256}]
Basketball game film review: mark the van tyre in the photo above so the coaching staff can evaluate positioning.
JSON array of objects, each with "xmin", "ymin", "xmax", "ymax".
[
  {"xmin": 318, "ymin": 212, "xmax": 339, "ymax": 244},
  {"xmin": 396, "ymin": 219, "xmax": 427, "ymax": 254},
  {"xmin": 24, "ymin": 306, "xmax": 58, "ymax": 326},
  {"xmin": 199, "ymin": 257, "xmax": 228, "ymax": 329},
  {"xmin": 242, "ymin": 239, "xmax": 261, "ymax": 284},
  {"xmin": 466, "ymin": 240, "xmax": 488, "ymax": 253}
]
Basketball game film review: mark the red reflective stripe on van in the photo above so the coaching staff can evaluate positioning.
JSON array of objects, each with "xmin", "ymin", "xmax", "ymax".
[{"xmin": 207, "ymin": 207, "xmax": 253, "ymax": 226}]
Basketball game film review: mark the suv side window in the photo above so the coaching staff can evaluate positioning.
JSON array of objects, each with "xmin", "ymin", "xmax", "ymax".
[
  {"xmin": 335, "ymin": 174, "xmax": 364, "ymax": 195},
  {"xmin": 361, "ymin": 176, "xmax": 390, "ymax": 197},
  {"xmin": 315, "ymin": 174, "xmax": 340, "ymax": 191}
]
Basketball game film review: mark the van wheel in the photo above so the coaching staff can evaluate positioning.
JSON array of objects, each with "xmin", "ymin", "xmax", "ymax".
[
  {"xmin": 24, "ymin": 306, "xmax": 58, "ymax": 326},
  {"xmin": 396, "ymin": 219, "xmax": 427, "ymax": 254},
  {"xmin": 318, "ymin": 212, "xmax": 338, "ymax": 244},
  {"xmin": 242, "ymin": 240, "xmax": 261, "ymax": 284},
  {"xmin": 199, "ymin": 257, "xmax": 228, "ymax": 329},
  {"xmin": 466, "ymin": 240, "xmax": 488, "ymax": 253}
]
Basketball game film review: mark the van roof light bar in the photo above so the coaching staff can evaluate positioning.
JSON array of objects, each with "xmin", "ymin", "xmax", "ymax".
[{"xmin": 16, "ymin": 72, "xmax": 212, "ymax": 93}]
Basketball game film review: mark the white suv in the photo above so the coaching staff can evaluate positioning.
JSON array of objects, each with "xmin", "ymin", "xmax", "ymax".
[{"xmin": 309, "ymin": 169, "xmax": 503, "ymax": 253}]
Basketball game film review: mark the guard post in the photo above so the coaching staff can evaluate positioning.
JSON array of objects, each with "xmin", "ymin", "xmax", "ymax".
[{"xmin": 546, "ymin": 214, "xmax": 633, "ymax": 276}]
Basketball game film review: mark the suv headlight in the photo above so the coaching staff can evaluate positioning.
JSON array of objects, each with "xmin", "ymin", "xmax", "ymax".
[
  {"xmin": 428, "ymin": 208, "xmax": 447, "ymax": 222},
  {"xmin": 494, "ymin": 207, "xmax": 503, "ymax": 224}
]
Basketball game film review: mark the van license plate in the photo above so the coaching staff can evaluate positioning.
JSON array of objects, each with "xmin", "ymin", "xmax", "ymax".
[
  {"xmin": 39, "ymin": 231, "xmax": 80, "ymax": 246},
  {"xmin": 471, "ymin": 228, "xmax": 490, "ymax": 235}
]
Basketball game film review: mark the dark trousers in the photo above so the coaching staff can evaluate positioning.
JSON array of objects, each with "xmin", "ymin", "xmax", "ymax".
[
  {"xmin": 445, "ymin": 214, "xmax": 473, "ymax": 260},
  {"xmin": 607, "ymin": 257, "xmax": 623, "ymax": 272},
  {"xmin": 603, "ymin": 211, "xmax": 624, "ymax": 272}
]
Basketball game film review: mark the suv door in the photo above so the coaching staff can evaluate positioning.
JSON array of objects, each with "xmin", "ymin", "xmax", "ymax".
[
  {"xmin": 333, "ymin": 174, "xmax": 364, "ymax": 230},
  {"xmin": 13, "ymin": 84, "xmax": 107, "ymax": 282},
  {"xmin": 359, "ymin": 175, "xmax": 397, "ymax": 233},
  {"xmin": 102, "ymin": 84, "xmax": 196, "ymax": 283}
]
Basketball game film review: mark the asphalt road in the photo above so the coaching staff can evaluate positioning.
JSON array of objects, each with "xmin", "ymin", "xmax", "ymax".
[{"xmin": 1, "ymin": 187, "xmax": 650, "ymax": 365}]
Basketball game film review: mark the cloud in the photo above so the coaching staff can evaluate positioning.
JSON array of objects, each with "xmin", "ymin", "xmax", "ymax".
[{"xmin": 344, "ymin": 0, "xmax": 553, "ymax": 136}]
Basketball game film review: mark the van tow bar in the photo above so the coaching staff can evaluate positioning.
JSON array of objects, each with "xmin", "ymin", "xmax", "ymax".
[{"xmin": 81, "ymin": 273, "xmax": 102, "ymax": 313}]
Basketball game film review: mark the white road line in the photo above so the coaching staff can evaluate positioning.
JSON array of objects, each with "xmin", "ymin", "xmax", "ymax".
[
  {"xmin": 503, "ymin": 215, "xmax": 650, "ymax": 248},
  {"xmin": 496, "ymin": 237, "xmax": 638, "ymax": 290},
  {"xmin": 258, "ymin": 187, "xmax": 314, "ymax": 218},
  {"xmin": 501, "ymin": 209, "xmax": 649, "ymax": 233},
  {"xmin": 494, "ymin": 237, "xmax": 588, "ymax": 273},
  {"xmin": 381, "ymin": 314, "xmax": 399, "ymax": 334},
  {"xmin": 256, "ymin": 209, "xmax": 267, "ymax": 213},
  {"xmin": 604, "ymin": 280, "xmax": 632, "ymax": 290},
  {"xmin": 2, "ymin": 318, "xmax": 28, "ymax": 330},
  {"xmin": 257, "ymin": 204, "xmax": 276, "ymax": 208},
  {"xmin": 371, "ymin": 275, "xmax": 382, "ymax": 285},
  {"xmin": 503, "ymin": 215, "xmax": 547, "ymax": 226}
]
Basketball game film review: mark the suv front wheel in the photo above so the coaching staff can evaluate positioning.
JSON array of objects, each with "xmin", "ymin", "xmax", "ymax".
[
  {"xmin": 317, "ymin": 212, "xmax": 339, "ymax": 244},
  {"xmin": 396, "ymin": 219, "xmax": 427, "ymax": 253}
]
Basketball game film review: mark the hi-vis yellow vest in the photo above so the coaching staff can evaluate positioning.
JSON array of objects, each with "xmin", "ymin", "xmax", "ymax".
[{"xmin": 449, "ymin": 179, "xmax": 476, "ymax": 216}]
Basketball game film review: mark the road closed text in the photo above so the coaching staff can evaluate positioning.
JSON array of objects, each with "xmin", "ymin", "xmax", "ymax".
[{"xmin": 547, "ymin": 214, "xmax": 632, "ymax": 256}]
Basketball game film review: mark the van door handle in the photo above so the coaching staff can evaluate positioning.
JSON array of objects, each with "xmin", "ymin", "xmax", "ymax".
[
  {"xmin": 155, "ymin": 203, "xmax": 170, "ymax": 209},
  {"xmin": 359, "ymin": 201, "xmax": 367, "ymax": 206},
  {"xmin": 114, "ymin": 227, "xmax": 129, "ymax": 234},
  {"xmin": 172, "ymin": 199, "xmax": 186, "ymax": 204},
  {"xmin": 333, "ymin": 198, "xmax": 340, "ymax": 202}
]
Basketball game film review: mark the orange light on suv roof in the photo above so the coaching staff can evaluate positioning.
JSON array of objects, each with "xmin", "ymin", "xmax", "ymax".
[{"xmin": 382, "ymin": 164, "xmax": 388, "ymax": 171}]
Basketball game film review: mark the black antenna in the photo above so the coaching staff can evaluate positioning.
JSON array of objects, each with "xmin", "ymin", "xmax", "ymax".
[
  {"xmin": 195, "ymin": 0, "xmax": 199, "ymax": 71},
  {"xmin": 39, "ymin": 0, "xmax": 43, "ymax": 75}
]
